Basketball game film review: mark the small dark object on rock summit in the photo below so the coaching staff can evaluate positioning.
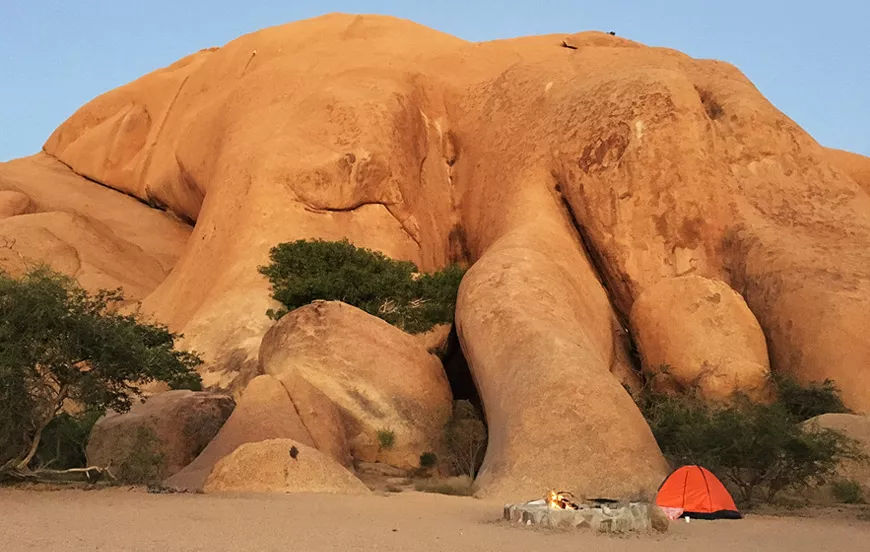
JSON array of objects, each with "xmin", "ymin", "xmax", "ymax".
[{"xmin": 289, "ymin": 446, "xmax": 299, "ymax": 459}]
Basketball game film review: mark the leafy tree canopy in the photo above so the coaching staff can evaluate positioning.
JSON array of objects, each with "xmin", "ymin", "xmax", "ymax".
[
  {"xmin": 771, "ymin": 373, "xmax": 848, "ymax": 422},
  {"xmin": 259, "ymin": 239, "xmax": 465, "ymax": 333},
  {"xmin": 0, "ymin": 268, "xmax": 201, "ymax": 476}
]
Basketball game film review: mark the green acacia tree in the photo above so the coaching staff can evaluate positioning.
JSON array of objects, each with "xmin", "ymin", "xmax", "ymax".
[
  {"xmin": 635, "ymin": 382, "xmax": 865, "ymax": 505},
  {"xmin": 0, "ymin": 268, "xmax": 202, "ymax": 478},
  {"xmin": 259, "ymin": 239, "xmax": 465, "ymax": 333}
]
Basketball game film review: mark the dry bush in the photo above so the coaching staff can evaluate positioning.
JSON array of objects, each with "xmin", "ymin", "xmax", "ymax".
[{"xmin": 445, "ymin": 400, "xmax": 487, "ymax": 477}]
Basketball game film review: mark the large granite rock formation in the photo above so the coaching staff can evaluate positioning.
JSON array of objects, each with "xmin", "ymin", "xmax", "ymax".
[{"xmin": 3, "ymin": 13, "xmax": 870, "ymax": 500}]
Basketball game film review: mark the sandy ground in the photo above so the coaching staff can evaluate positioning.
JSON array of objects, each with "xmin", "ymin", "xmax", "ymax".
[{"xmin": 1, "ymin": 488, "xmax": 869, "ymax": 552}]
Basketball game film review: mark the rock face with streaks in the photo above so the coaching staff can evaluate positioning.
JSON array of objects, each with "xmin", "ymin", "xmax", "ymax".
[{"xmin": 3, "ymin": 13, "xmax": 870, "ymax": 501}]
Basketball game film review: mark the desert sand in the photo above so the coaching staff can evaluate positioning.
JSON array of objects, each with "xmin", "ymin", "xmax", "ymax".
[{"xmin": 1, "ymin": 488, "xmax": 868, "ymax": 552}]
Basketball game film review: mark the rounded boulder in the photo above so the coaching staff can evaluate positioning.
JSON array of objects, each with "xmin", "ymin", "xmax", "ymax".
[
  {"xmin": 163, "ymin": 375, "xmax": 315, "ymax": 491},
  {"xmin": 204, "ymin": 439, "xmax": 369, "ymax": 494},
  {"xmin": 630, "ymin": 275, "xmax": 771, "ymax": 401},
  {"xmin": 260, "ymin": 301, "xmax": 452, "ymax": 470},
  {"xmin": 86, "ymin": 390, "xmax": 235, "ymax": 481}
]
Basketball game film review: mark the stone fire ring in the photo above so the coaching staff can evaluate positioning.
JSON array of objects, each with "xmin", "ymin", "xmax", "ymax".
[{"xmin": 504, "ymin": 499, "xmax": 662, "ymax": 533}]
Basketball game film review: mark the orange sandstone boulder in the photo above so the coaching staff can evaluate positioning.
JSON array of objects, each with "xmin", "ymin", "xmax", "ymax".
[
  {"xmin": 0, "ymin": 154, "xmax": 190, "ymax": 300},
  {"xmin": 0, "ymin": 211, "xmax": 170, "ymax": 300},
  {"xmin": 203, "ymin": 438, "xmax": 369, "ymax": 494},
  {"xmin": 163, "ymin": 375, "xmax": 315, "ymax": 491},
  {"xmin": 273, "ymin": 367, "xmax": 353, "ymax": 467},
  {"xmin": 86, "ymin": 391, "xmax": 234, "ymax": 480},
  {"xmin": 630, "ymin": 276, "xmax": 771, "ymax": 401},
  {"xmin": 260, "ymin": 301, "xmax": 452, "ymax": 470}
]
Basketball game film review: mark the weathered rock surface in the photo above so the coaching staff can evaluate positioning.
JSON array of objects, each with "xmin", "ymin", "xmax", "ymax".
[
  {"xmin": 87, "ymin": 390, "xmax": 235, "ymax": 479},
  {"xmin": 0, "ymin": 154, "xmax": 190, "ymax": 300},
  {"xmin": 277, "ymin": 368, "xmax": 354, "ymax": 467},
  {"xmin": 826, "ymin": 148, "xmax": 870, "ymax": 194},
  {"xmin": 260, "ymin": 301, "xmax": 452, "ymax": 469},
  {"xmin": 0, "ymin": 190, "xmax": 32, "ymax": 219},
  {"xmin": 545, "ymin": 66, "xmax": 870, "ymax": 412},
  {"xmin": 203, "ymin": 438, "xmax": 370, "ymax": 494},
  {"xmin": 457, "ymin": 221, "xmax": 669, "ymax": 500},
  {"xmin": 630, "ymin": 275, "xmax": 771, "ymax": 400},
  {"xmin": 164, "ymin": 375, "xmax": 314, "ymax": 491},
  {"xmin": 803, "ymin": 413, "xmax": 870, "ymax": 496}
]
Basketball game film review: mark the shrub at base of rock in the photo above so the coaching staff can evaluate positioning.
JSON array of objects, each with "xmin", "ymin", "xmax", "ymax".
[
  {"xmin": 204, "ymin": 439, "xmax": 370, "ymax": 494},
  {"xmin": 86, "ymin": 390, "xmax": 234, "ymax": 482},
  {"xmin": 258, "ymin": 239, "xmax": 464, "ymax": 334},
  {"xmin": 115, "ymin": 426, "xmax": 166, "ymax": 484},
  {"xmin": 414, "ymin": 475, "xmax": 474, "ymax": 496},
  {"xmin": 444, "ymin": 400, "xmax": 487, "ymax": 478},
  {"xmin": 639, "ymin": 390, "xmax": 862, "ymax": 505}
]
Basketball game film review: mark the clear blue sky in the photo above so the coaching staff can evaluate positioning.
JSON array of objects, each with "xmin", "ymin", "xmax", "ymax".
[{"xmin": 2, "ymin": 0, "xmax": 868, "ymax": 161}]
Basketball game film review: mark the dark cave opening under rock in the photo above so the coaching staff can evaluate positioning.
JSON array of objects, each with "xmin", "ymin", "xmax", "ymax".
[
  {"xmin": 438, "ymin": 324, "xmax": 488, "ymax": 477},
  {"xmin": 440, "ymin": 325, "xmax": 482, "ymax": 411}
]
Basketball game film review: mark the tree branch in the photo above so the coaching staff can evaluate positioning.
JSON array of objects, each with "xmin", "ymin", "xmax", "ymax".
[
  {"xmin": 14, "ymin": 384, "xmax": 69, "ymax": 470},
  {"xmin": 8, "ymin": 465, "xmax": 116, "ymax": 484}
]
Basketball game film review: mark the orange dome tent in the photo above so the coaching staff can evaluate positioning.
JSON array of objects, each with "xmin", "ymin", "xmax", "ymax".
[{"xmin": 655, "ymin": 465, "xmax": 742, "ymax": 520}]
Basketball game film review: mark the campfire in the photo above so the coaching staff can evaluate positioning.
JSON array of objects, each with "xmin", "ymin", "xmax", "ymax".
[
  {"xmin": 545, "ymin": 489, "xmax": 580, "ymax": 510},
  {"xmin": 505, "ymin": 490, "xmax": 664, "ymax": 533}
]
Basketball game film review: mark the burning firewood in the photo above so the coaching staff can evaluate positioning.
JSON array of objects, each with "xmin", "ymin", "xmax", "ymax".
[{"xmin": 545, "ymin": 489, "xmax": 580, "ymax": 510}]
